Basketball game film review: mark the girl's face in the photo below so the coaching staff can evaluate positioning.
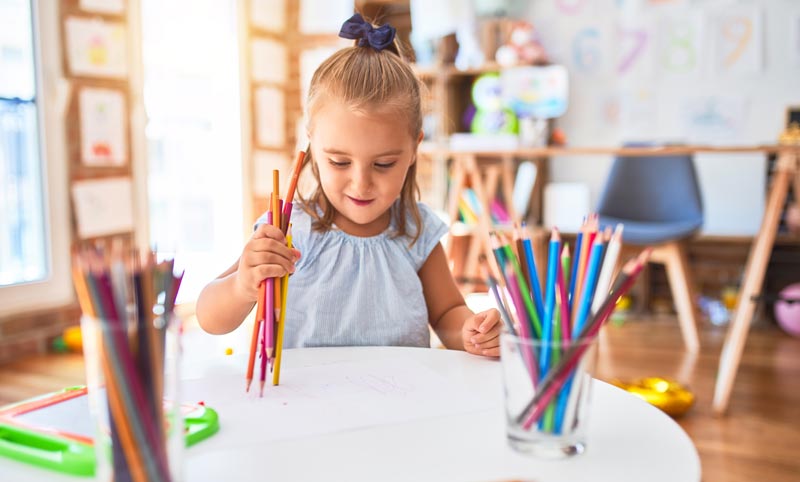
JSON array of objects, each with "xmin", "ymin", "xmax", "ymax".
[{"xmin": 309, "ymin": 100, "xmax": 420, "ymax": 237}]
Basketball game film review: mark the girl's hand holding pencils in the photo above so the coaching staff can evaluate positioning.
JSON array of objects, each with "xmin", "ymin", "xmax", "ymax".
[
  {"xmin": 235, "ymin": 223, "xmax": 301, "ymax": 302},
  {"xmin": 462, "ymin": 309, "xmax": 502, "ymax": 357}
]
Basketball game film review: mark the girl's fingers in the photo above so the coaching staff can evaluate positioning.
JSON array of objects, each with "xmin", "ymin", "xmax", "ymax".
[
  {"xmin": 250, "ymin": 238, "xmax": 297, "ymax": 260},
  {"xmin": 254, "ymin": 264, "xmax": 292, "ymax": 281},
  {"xmin": 245, "ymin": 251, "xmax": 296, "ymax": 273},
  {"xmin": 252, "ymin": 223, "xmax": 287, "ymax": 242},
  {"xmin": 480, "ymin": 346, "xmax": 500, "ymax": 357},
  {"xmin": 477, "ymin": 310, "xmax": 501, "ymax": 333},
  {"xmin": 469, "ymin": 326, "xmax": 501, "ymax": 345}
]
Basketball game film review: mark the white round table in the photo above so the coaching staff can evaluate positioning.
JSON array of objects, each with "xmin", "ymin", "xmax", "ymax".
[
  {"xmin": 185, "ymin": 346, "xmax": 700, "ymax": 482},
  {"xmin": 0, "ymin": 346, "xmax": 700, "ymax": 482}
]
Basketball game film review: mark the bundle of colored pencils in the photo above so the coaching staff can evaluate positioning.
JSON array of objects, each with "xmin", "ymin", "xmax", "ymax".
[
  {"xmin": 486, "ymin": 217, "xmax": 649, "ymax": 434},
  {"xmin": 72, "ymin": 246, "xmax": 183, "ymax": 482},
  {"xmin": 246, "ymin": 149, "xmax": 306, "ymax": 395}
]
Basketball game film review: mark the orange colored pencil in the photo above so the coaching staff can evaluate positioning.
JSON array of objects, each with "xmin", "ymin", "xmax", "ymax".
[{"xmin": 282, "ymin": 149, "xmax": 307, "ymax": 234}]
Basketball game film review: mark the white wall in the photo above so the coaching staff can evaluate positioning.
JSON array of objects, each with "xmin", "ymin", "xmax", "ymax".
[{"xmin": 526, "ymin": 0, "xmax": 799, "ymax": 235}]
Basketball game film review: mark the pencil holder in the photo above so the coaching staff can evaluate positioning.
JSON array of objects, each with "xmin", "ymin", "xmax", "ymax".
[
  {"xmin": 81, "ymin": 313, "xmax": 184, "ymax": 482},
  {"xmin": 500, "ymin": 333, "xmax": 597, "ymax": 458}
]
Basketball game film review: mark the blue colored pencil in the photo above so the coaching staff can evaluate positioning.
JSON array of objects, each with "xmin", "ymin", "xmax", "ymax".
[
  {"xmin": 555, "ymin": 236, "xmax": 606, "ymax": 431},
  {"xmin": 568, "ymin": 231, "xmax": 583, "ymax": 312},
  {"xmin": 539, "ymin": 229, "xmax": 560, "ymax": 375},
  {"xmin": 572, "ymin": 237, "xmax": 606, "ymax": 338},
  {"xmin": 521, "ymin": 225, "xmax": 545, "ymax": 323}
]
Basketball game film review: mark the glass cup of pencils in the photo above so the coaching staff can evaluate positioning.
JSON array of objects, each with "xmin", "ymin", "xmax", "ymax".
[
  {"xmin": 75, "ymin": 251, "xmax": 184, "ymax": 482},
  {"xmin": 81, "ymin": 313, "xmax": 183, "ymax": 482},
  {"xmin": 500, "ymin": 333, "xmax": 598, "ymax": 458}
]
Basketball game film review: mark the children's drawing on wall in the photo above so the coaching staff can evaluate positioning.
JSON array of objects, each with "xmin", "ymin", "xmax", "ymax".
[
  {"xmin": 616, "ymin": 15, "xmax": 656, "ymax": 79},
  {"xmin": 682, "ymin": 96, "xmax": 748, "ymax": 145},
  {"xmin": 251, "ymin": 0, "xmax": 286, "ymax": 33},
  {"xmin": 619, "ymin": 88, "xmax": 656, "ymax": 142},
  {"xmin": 79, "ymin": 0, "xmax": 125, "ymax": 15},
  {"xmin": 64, "ymin": 17, "xmax": 128, "ymax": 79},
  {"xmin": 656, "ymin": 14, "xmax": 702, "ymax": 77},
  {"xmin": 254, "ymin": 86, "xmax": 285, "ymax": 148},
  {"xmin": 71, "ymin": 177, "xmax": 134, "ymax": 239},
  {"xmin": 299, "ymin": 0, "xmax": 354, "ymax": 34},
  {"xmin": 78, "ymin": 87, "xmax": 127, "ymax": 166},
  {"xmin": 251, "ymin": 38, "xmax": 287, "ymax": 84},
  {"xmin": 710, "ymin": 6, "xmax": 762, "ymax": 75}
]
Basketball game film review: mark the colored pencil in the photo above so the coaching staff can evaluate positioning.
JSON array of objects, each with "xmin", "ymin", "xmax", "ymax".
[
  {"xmin": 282, "ymin": 149, "xmax": 307, "ymax": 233},
  {"xmin": 539, "ymin": 229, "xmax": 560, "ymax": 374},
  {"xmin": 272, "ymin": 227, "xmax": 292, "ymax": 386},
  {"xmin": 521, "ymin": 223, "xmax": 545, "ymax": 323},
  {"xmin": 592, "ymin": 224, "xmax": 623, "ymax": 315},
  {"xmin": 518, "ymin": 249, "xmax": 651, "ymax": 429}
]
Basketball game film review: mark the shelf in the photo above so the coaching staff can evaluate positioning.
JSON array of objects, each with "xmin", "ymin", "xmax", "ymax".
[
  {"xmin": 412, "ymin": 62, "xmax": 503, "ymax": 79},
  {"xmin": 420, "ymin": 143, "xmax": 795, "ymax": 158},
  {"xmin": 449, "ymin": 221, "xmax": 515, "ymax": 236}
]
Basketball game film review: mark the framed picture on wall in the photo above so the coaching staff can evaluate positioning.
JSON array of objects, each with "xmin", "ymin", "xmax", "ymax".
[
  {"xmin": 78, "ymin": 0, "xmax": 126, "ymax": 15},
  {"xmin": 64, "ymin": 16, "xmax": 128, "ymax": 78},
  {"xmin": 71, "ymin": 177, "xmax": 134, "ymax": 239},
  {"xmin": 299, "ymin": 0, "xmax": 353, "ymax": 34},
  {"xmin": 251, "ymin": 38, "xmax": 287, "ymax": 84},
  {"xmin": 254, "ymin": 86, "xmax": 285, "ymax": 148},
  {"xmin": 251, "ymin": 0, "xmax": 286, "ymax": 33},
  {"xmin": 78, "ymin": 86, "xmax": 128, "ymax": 166}
]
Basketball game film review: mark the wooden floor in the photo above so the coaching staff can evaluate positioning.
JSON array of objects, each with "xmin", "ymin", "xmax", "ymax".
[{"xmin": 1, "ymin": 317, "xmax": 798, "ymax": 482}]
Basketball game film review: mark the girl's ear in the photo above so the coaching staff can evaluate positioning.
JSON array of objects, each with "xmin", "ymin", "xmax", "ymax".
[{"xmin": 416, "ymin": 130, "xmax": 424, "ymax": 145}]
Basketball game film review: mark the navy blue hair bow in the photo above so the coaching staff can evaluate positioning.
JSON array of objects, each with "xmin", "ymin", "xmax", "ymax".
[{"xmin": 339, "ymin": 13, "xmax": 396, "ymax": 51}]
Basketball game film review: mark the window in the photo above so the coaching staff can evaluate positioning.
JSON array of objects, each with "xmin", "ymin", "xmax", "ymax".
[
  {"xmin": 0, "ymin": 0, "xmax": 73, "ymax": 315},
  {"xmin": 0, "ymin": 0, "xmax": 45, "ymax": 287},
  {"xmin": 141, "ymin": 0, "xmax": 244, "ymax": 303}
]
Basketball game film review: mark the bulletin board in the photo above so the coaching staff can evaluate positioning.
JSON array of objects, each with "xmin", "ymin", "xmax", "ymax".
[
  {"xmin": 59, "ymin": 0, "xmax": 136, "ymax": 245},
  {"xmin": 246, "ymin": 0, "xmax": 352, "ymax": 213}
]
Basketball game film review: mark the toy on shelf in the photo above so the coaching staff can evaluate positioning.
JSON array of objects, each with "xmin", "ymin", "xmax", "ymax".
[
  {"xmin": 470, "ymin": 73, "xmax": 518, "ymax": 135},
  {"xmin": 495, "ymin": 21, "xmax": 548, "ymax": 68}
]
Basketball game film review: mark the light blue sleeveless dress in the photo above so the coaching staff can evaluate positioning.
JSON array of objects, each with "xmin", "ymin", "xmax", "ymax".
[{"xmin": 254, "ymin": 202, "xmax": 448, "ymax": 348}]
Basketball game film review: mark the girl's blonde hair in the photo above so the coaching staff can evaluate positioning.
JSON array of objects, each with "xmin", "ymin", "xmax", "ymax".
[{"xmin": 298, "ymin": 25, "xmax": 424, "ymax": 245}]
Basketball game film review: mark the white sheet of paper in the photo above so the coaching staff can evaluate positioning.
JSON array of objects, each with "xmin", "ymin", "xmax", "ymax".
[
  {"xmin": 182, "ymin": 357, "xmax": 493, "ymax": 448},
  {"xmin": 253, "ymin": 150, "xmax": 289, "ymax": 196},
  {"xmin": 79, "ymin": 87, "xmax": 127, "ymax": 166},
  {"xmin": 709, "ymin": 6, "xmax": 763, "ymax": 75},
  {"xmin": 682, "ymin": 95, "xmax": 748, "ymax": 145},
  {"xmin": 299, "ymin": 0, "xmax": 353, "ymax": 34},
  {"xmin": 254, "ymin": 86, "xmax": 284, "ymax": 148},
  {"xmin": 65, "ymin": 17, "xmax": 128, "ymax": 78},
  {"xmin": 251, "ymin": 38, "xmax": 286, "ymax": 84},
  {"xmin": 792, "ymin": 12, "xmax": 800, "ymax": 67},
  {"xmin": 71, "ymin": 177, "xmax": 134, "ymax": 239},
  {"xmin": 79, "ymin": 0, "xmax": 125, "ymax": 14},
  {"xmin": 251, "ymin": 0, "xmax": 285, "ymax": 33}
]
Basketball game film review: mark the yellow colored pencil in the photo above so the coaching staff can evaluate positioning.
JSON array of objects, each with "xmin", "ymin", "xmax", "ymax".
[{"xmin": 272, "ymin": 231, "xmax": 291, "ymax": 385}]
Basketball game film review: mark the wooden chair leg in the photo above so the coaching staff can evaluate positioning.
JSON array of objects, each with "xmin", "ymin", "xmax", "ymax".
[
  {"xmin": 653, "ymin": 242, "xmax": 701, "ymax": 353},
  {"xmin": 712, "ymin": 156, "xmax": 795, "ymax": 415}
]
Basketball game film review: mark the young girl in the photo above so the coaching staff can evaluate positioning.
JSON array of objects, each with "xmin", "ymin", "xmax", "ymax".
[{"xmin": 196, "ymin": 14, "xmax": 501, "ymax": 357}]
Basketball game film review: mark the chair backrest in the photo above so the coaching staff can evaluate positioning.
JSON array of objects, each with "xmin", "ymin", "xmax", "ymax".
[{"xmin": 596, "ymin": 153, "xmax": 703, "ymax": 224}]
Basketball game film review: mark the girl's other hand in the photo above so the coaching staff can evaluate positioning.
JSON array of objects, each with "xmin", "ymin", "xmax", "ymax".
[
  {"xmin": 462, "ymin": 309, "xmax": 502, "ymax": 358},
  {"xmin": 235, "ymin": 224, "xmax": 300, "ymax": 302}
]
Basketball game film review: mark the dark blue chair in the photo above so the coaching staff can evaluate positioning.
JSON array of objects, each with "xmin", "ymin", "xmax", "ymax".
[{"xmin": 597, "ymin": 152, "xmax": 702, "ymax": 352}]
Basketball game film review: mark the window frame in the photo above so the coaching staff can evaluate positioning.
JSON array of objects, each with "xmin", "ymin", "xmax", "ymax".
[{"xmin": 0, "ymin": 0, "xmax": 74, "ymax": 317}]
